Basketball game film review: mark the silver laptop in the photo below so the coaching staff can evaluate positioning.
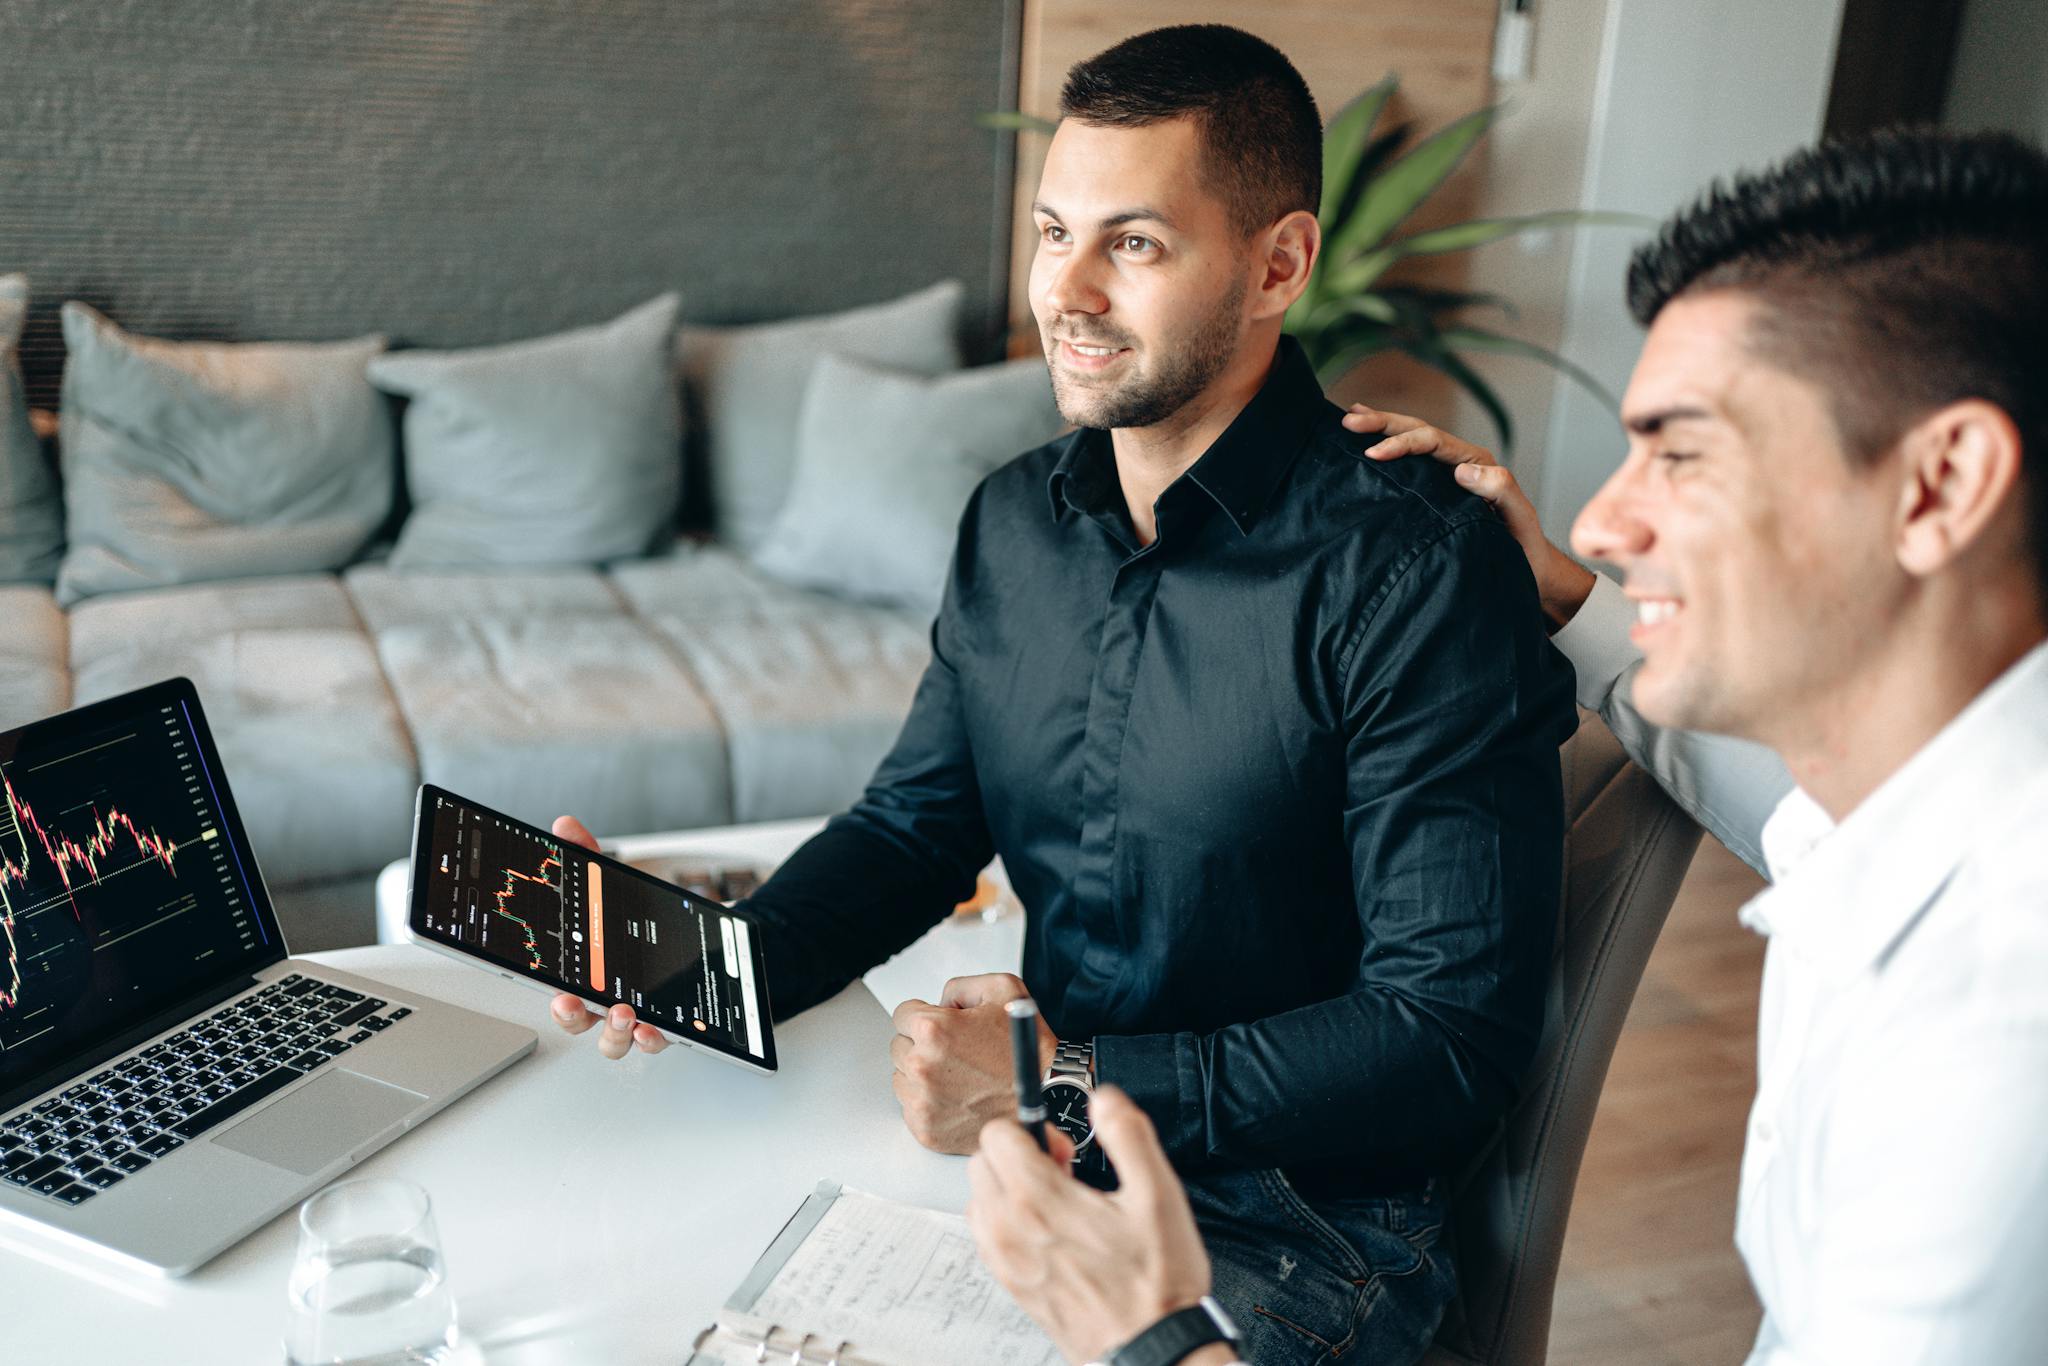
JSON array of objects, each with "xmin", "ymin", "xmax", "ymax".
[{"xmin": 0, "ymin": 677, "xmax": 535, "ymax": 1277}]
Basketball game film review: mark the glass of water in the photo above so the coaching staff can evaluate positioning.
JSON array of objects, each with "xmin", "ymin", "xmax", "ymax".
[{"xmin": 285, "ymin": 1177, "xmax": 460, "ymax": 1365}]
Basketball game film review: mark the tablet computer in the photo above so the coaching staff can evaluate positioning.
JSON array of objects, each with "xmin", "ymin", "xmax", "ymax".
[{"xmin": 405, "ymin": 785, "xmax": 776, "ymax": 1075}]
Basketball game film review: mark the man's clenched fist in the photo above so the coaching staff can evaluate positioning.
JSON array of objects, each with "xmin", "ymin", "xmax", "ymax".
[{"xmin": 890, "ymin": 973, "xmax": 1055, "ymax": 1154}]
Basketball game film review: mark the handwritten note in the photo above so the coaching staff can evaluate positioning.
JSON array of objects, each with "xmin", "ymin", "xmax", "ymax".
[{"xmin": 743, "ymin": 1188, "xmax": 1062, "ymax": 1366}]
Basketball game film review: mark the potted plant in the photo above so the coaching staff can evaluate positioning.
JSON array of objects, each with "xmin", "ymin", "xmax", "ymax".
[{"xmin": 1288, "ymin": 74, "xmax": 1636, "ymax": 450}]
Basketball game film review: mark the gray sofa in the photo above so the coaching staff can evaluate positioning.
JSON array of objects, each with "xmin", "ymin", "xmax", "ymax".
[
  {"xmin": 0, "ymin": 267, "xmax": 1077, "ymax": 952},
  {"xmin": 0, "ymin": 547, "xmax": 931, "ymax": 950},
  {"xmin": 0, "ymin": 0, "xmax": 1033, "ymax": 954}
]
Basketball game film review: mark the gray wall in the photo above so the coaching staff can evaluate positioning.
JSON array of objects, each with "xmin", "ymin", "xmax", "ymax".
[
  {"xmin": 0, "ymin": 0, "xmax": 1021, "ymax": 409},
  {"xmin": 1441, "ymin": 0, "xmax": 1608, "ymax": 506},
  {"xmin": 1945, "ymin": 0, "xmax": 2048, "ymax": 139},
  {"xmin": 1520, "ymin": 0, "xmax": 1847, "ymax": 533}
]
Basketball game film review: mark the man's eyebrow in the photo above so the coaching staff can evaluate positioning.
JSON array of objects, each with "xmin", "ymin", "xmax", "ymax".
[
  {"xmin": 1623, "ymin": 405, "xmax": 1716, "ymax": 436},
  {"xmin": 1030, "ymin": 201, "xmax": 1181, "ymax": 233}
]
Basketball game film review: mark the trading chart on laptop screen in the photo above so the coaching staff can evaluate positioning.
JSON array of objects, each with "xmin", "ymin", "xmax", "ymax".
[{"xmin": 0, "ymin": 688, "xmax": 269, "ymax": 1092}]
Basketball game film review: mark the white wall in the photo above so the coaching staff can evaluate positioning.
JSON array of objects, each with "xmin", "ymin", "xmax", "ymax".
[
  {"xmin": 1944, "ymin": 0, "xmax": 2048, "ymax": 140},
  {"xmin": 1440, "ymin": 0, "xmax": 1610, "ymax": 502},
  {"xmin": 1522, "ymin": 0, "xmax": 1847, "ymax": 532}
]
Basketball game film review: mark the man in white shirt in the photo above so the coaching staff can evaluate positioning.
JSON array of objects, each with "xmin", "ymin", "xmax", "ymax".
[{"xmin": 967, "ymin": 128, "xmax": 2048, "ymax": 1365}]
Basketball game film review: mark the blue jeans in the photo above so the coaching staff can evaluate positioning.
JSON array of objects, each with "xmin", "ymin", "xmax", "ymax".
[{"xmin": 1182, "ymin": 1168, "xmax": 1455, "ymax": 1365}]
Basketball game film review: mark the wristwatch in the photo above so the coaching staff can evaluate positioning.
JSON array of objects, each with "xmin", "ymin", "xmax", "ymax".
[
  {"xmin": 1095, "ymin": 1296, "xmax": 1245, "ymax": 1366},
  {"xmin": 1042, "ymin": 1039, "xmax": 1096, "ymax": 1157}
]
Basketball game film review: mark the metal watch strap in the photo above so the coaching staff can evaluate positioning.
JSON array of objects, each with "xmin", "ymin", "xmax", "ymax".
[
  {"xmin": 1048, "ymin": 1039, "xmax": 1095, "ymax": 1086},
  {"xmin": 1102, "ymin": 1297, "xmax": 1243, "ymax": 1366}
]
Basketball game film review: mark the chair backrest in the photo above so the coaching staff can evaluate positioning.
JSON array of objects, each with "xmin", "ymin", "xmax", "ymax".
[{"xmin": 1422, "ymin": 710, "xmax": 1705, "ymax": 1366}]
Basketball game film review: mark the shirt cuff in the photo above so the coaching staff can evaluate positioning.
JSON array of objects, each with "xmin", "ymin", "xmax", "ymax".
[
  {"xmin": 1549, "ymin": 571, "xmax": 1641, "ymax": 712},
  {"xmin": 1093, "ymin": 1030, "xmax": 1204, "ymax": 1163}
]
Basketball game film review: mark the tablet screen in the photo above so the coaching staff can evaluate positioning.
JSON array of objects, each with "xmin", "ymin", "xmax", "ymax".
[{"xmin": 409, "ymin": 787, "xmax": 774, "ymax": 1071}]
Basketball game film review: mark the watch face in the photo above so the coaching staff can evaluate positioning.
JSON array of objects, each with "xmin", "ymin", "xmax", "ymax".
[{"xmin": 1043, "ymin": 1078, "xmax": 1093, "ymax": 1151}]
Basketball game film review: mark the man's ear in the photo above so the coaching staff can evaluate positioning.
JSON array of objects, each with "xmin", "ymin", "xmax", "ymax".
[
  {"xmin": 1251, "ymin": 209, "xmax": 1320, "ymax": 321},
  {"xmin": 1894, "ymin": 398, "xmax": 2026, "ymax": 578}
]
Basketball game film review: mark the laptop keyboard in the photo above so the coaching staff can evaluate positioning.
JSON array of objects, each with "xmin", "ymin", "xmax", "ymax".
[{"xmin": 0, "ymin": 974, "xmax": 415, "ymax": 1209}]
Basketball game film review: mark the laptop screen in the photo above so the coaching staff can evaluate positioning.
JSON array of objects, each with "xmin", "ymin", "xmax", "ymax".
[{"xmin": 0, "ymin": 678, "xmax": 284, "ymax": 1111}]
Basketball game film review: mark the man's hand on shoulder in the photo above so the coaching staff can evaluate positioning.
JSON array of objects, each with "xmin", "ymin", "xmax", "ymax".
[
  {"xmin": 544, "ymin": 814, "xmax": 670, "ymax": 1061},
  {"xmin": 1344, "ymin": 403, "xmax": 1597, "ymax": 631},
  {"xmin": 891, "ymin": 973, "xmax": 1052, "ymax": 1154}
]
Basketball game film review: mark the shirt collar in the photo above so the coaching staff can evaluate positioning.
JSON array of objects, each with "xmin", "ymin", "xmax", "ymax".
[
  {"xmin": 1738, "ymin": 640, "xmax": 2048, "ymax": 986},
  {"xmin": 1045, "ymin": 334, "xmax": 1328, "ymax": 537}
]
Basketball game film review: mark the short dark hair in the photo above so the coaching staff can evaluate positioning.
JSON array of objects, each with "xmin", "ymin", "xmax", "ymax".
[
  {"xmin": 1059, "ymin": 24, "xmax": 1321, "ymax": 238},
  {"xmin": 1627, "ymin": 128, "xmax": 2048, "ymax": 595}
]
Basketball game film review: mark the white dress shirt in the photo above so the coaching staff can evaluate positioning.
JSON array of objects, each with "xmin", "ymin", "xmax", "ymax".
[{"xmin": 1554, "ymin": 574, "xmax": 2048, "ymax": 1365}]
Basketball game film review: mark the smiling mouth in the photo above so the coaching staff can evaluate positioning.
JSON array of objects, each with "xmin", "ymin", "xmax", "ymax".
[
  {"xmin": 1055, "ymin": 337, "xmax": 1131, "ymax": 367},
  {"xmin": 1629, "ymin": 596, "xmax": 1684, "ymax": 642}
]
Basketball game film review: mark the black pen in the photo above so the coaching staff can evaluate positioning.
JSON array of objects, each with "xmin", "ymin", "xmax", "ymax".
[{"xmin": 1005, "ymin": 999, "xmax": 1049, "ymax": 1151}]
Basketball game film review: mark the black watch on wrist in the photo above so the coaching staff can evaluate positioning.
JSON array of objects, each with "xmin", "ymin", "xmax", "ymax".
[
  {"xmin": 1044, "ymin": 1040, "xmax": 1116, "ymax": 1186},
  {"xmin": 1099, "ymin": 1296, "xmax": 1244, "ymax": 1366},
  {"xmin": 1042, "ymin": 1040, "xmax": 1095, "ymax": 1154}
]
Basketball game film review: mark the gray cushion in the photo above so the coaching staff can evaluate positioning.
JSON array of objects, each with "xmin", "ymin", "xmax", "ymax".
[
  {"xmin": 67, "ymin": 574, "xmax": 359, "ymax": 667},
  {"xmin": 343, "ymin": 562, "xmax": 624, "ymax": 632},
  {"xmin": 54, "ymin": 303, "xmax": 393, "ymax": 606},
  {"xmin": 677, "ymin": 281, "xmax": 964, "ymax": 552},
  {"xmin": 0, "ymin": 584, "xmax": 68, "ymax": 730},
  {"xmin": 371, "ymin": 294, "xmax": 682, "ymax": 570},
  {"xmin": 375, "ymin": 616, "xmax": 733, "ymax": 835},
  {"xmin": 643, "ymin": 604, "xmax": 929, "ymax": 822},
  {"xmin": 0, "ymin": 275, "xmax": 62, "ymax": 583},
  {"xmin": 752, "ymin": 354, "xmax": 1063, "ymax": 613},
  {"xmin": 70, "ymin": 627, "xmax": 418, "ymax": 887},
  {"xmin": 607, "ymin": 541, "xmax": 842, "ymax": 622}
]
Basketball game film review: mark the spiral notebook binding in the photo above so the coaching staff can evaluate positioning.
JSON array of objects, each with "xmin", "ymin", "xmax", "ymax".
[{"xmin": 692, "ymin": 1319, "xmax": 866, "ymax": 1366}]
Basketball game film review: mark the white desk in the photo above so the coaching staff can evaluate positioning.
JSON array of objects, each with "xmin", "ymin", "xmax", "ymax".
[{"xmin": 3, "ymin": 829, "xmax": 1027, "ymax": 1363}]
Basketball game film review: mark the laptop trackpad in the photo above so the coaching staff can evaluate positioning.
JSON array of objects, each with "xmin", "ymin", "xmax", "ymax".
[{"xmin": 212, "ymin": 1070, "xmax": 427, "ymax": 1176}]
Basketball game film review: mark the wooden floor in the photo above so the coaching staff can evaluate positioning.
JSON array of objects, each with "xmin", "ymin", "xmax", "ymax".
[{"xmin": 1545, "ymin": 838, "xmax": 1770, "ymax": 1364}]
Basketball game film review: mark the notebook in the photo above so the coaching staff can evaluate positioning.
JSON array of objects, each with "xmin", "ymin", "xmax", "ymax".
[{"xmin": 685, "ymin": 1182, "xmax": 1063, "ymax": 1366}]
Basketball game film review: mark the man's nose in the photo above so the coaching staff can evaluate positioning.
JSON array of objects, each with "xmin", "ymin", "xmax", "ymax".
[
  {"xmin": 1043, "ymin": 251, "xmax": 1108, "ymax": 317},
  {"xmin": 1569, "ymin": 460, "xmax": 1656, "ymax": 567}
]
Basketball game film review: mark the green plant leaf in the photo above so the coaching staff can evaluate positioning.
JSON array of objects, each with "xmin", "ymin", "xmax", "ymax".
[
  {"xmin": 1377, "ymin": 285, "xmax": 1518, "ymax": 322},
  {"xmin": 1301, "ymin": 123, "xmax": 1416, "ymax": 318},
  {"xmin": 1405, "ymin": 340, "xmax": 1515, "ymax": 452},
  {"xmin": 1390, "ymin": 209, "xmax": 1649, "ymax": 257},
  {"xmin": 1323, "ymin": 245, "xmax": 1402, "ymax": 297},
  {"xmin": 977, "ymin": 110, "xmax": 1060, "ymax": 135},
  {"xmin": 1301, "ymin": 292, "xmax": 1401, "ymax": 335},
  {"xmin": 1282, "ymin": 291, "xmax": 1316, "ymax": 337},
  {"xmin": 1329, "ymin": 124, "xmax": 1413, "ymax": 231},
  {"xmin": 1312, "ymin": 323, "xmax": 1401, "ymax": 387},
  {"xmin": 1439, "ymin": 325, "xmax": 1620, "ymax": 410},
  {"xmin": 1328, "ymin": 103, "xmax": 1499, "ymax": 263},
  {"xmin": 1318, "ymin": 75, "xmax": 1399, "ymax": 227}
]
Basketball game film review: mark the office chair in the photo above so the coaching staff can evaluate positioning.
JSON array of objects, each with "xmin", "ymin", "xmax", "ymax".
[{"xmin": 1422, "ymin": 710, "xmax": 1706, "ymax": 1365}]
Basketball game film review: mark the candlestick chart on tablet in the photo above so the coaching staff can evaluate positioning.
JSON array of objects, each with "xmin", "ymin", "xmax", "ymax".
[{"xmin": 417, "ymin": 795, "xmax": 766, "ymax": 1061}]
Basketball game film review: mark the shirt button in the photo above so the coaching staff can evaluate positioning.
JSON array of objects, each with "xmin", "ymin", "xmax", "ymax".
[{"xmin": 1752, "ymin": 1119, "xmax": 1776, "ymax": 1145}]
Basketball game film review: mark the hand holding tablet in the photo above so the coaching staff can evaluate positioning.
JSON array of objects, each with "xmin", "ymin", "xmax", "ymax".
[
  {"xmin": 404, "ymin": 786, "xmax": 778, "ymax": 1075},
  {"xmin": 546, "ymin": 816, "xmax": 671, "ymax": 1060}
]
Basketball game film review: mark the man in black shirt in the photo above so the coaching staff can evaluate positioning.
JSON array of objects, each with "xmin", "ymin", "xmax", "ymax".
[{"xmin": 550, "ymin": 25, "xmax": 1576, "ymax": 1364}]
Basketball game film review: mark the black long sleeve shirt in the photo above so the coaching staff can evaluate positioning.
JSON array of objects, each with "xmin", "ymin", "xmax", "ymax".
[{"xmin": 738, "ymin": 336, "xmax": 1578, "ymax": 1191}]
